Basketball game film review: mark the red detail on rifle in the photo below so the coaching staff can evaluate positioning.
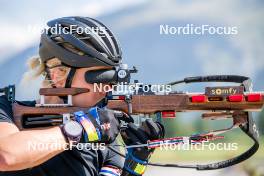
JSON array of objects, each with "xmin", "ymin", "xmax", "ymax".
[
  {"xmin": 191, "ymin": 95, "xmax": 207, "ymax": 103},
  {"xmin": 228, "ymin": 94, "xmax": 244, "ymax": 102},
  {"xmin": 161, "ymin": 111, "xmax": 176, "ymax": 118},
  {"xmin": 246, "ymin": 93, "xmax": 262, "ymax": 102},
  {"xmin": 118, "ymin": 96, "xmax": 126, "ymax": 100},
  {"xmin": 111, "ymin": 95, "xmax": 126, "ymax": 100}
]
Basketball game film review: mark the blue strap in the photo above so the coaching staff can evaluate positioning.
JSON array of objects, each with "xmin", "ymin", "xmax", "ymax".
[
  {"xmin": 126, "ymin": 149, "xmax": 148, "ymax": 165},
  {"xmin": 123, "ymin": 149, "xmax": 148, "ymax": 176},
  {"xmin": 87, "ymin": 107, "xmax": 102, "ymax": 140},
  {"xmin": 88, "ymin": 107, "xmax": 100, "ymax": 125},
  {"xmin": 74, "ymin": 110, "xmax": 102, "ymax": 142}
]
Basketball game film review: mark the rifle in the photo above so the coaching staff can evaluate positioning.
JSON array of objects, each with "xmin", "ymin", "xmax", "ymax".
[{"xmin": 1, "ymin": 75, "xmax": 263, "ymax": 170}]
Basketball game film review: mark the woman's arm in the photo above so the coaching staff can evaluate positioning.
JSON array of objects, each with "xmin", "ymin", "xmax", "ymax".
[{"xmin": 0, "ymin": 122, "xmax": 67, "ymax": 171}]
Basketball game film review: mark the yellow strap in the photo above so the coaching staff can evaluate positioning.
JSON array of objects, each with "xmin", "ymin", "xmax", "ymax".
[{"xmin": 134, "ymin": 163, "xmax": 146, "ymax": 175}]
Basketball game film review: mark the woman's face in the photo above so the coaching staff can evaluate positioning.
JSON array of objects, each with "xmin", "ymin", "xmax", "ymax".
[{"xmin": 70, "ymin": 66, "xmax": 112, "ymax": 107}]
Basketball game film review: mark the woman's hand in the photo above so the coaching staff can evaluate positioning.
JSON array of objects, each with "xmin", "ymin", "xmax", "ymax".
[
  {"xmin": 121, "ymin": 120, "xmax": 165, "ymax": 176},
  {"xmin": 74, "ymin": 107, "xmax": 128, "ymax": 144}
]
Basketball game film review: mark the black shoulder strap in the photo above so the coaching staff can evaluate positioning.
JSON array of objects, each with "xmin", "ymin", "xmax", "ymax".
[{"xmin": 195, "ymin": 114, "xmax": 259, "ymax": 170}]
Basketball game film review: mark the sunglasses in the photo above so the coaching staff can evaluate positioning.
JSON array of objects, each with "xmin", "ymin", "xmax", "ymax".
[{"xmin": 46, "ymin": 63, "xmax": 137, "ymax": 85}]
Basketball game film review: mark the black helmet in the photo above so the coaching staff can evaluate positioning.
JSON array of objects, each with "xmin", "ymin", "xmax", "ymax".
[{"xmin": 39, "ymin": 16, "xmax": 122, "ymax": 68}]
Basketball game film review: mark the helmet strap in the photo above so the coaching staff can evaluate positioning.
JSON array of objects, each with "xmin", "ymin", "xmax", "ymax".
[
  {"xmin": 60, "ymin": 68, "xmax": 76, "ymax": 103},
  {"xmin": 44, "ymin": 63, "xmax": 77, "ymax": 103}
]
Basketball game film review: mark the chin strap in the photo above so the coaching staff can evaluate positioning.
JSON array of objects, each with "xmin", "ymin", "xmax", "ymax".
[
  {"xmin": 44, "ymin": 65, "xmax": 76, "ymax": 103},
  {"xmin": 61, "ymin": 67, "xmax": 76, "ymax": 103},
  {"xmin": 65, "ymin": 68, "xmax": 76, "ymax": 88}
]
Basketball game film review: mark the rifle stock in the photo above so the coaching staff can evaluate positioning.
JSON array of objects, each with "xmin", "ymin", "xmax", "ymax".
[
  {"xmin": 12, "ymin": 92, "xmax": 264, "ymax": 130},
  {"xmin": 12, "ymin": 103, "xmax": 88, "ymax": 130}
]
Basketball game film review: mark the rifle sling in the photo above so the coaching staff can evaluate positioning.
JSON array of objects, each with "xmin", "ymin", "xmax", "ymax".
[{"xmin": 140, "ymin": 113, "xmax": 259, "ymax": 170}]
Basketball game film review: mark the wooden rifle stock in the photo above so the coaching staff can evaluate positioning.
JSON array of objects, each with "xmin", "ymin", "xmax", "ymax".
[
  {"xmin": 12, "ymin": 104, "xmax": 88, "ymax": 130},
  {"xmin": 12, "ymin": 87, "xmax": 264, "ymax": 130}
]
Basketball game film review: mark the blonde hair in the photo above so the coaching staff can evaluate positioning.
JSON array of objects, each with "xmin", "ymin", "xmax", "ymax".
[
  {"xmin": 21, "ymin": 36, "xmax": 94, "ymax": 88},
  {"xmin": 21, "ymin": 57, "xmax": 70, "ymax": 88}
]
